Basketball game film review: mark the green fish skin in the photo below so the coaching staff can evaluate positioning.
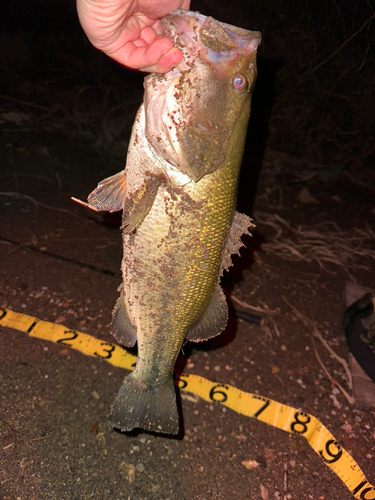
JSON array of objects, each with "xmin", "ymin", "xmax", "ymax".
[{"xmin": 86, "ymin": 10, "xmax": 261, "ymax": 435}]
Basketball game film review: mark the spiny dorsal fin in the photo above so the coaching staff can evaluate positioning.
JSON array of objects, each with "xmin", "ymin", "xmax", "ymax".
[
  {"xmin": 220, "ymin": 211, "xmax": 254, "ymax": 276},
  {"xmin": 88, "ymin": 170, "xmax": 126, "ymax": 212}
]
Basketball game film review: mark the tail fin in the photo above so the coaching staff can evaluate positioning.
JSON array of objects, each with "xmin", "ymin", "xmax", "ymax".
[{"xmin": 108, "ymin": 373, "xmax": 179, "ymax": 435}]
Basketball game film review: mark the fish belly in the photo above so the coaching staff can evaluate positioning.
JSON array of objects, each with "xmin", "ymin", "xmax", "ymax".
[
  {"xmin": 123, "ymin": 162, "xmax": 238, "ymax": 377},
  {"xmin": 108, "ymin": 163, "xmax": 238, "ymax": 434}
]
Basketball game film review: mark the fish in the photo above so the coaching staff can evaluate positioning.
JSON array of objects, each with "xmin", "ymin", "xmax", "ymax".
[{"xmin": 83, "ymin": 10, "xmax": 261, "ymax": 434}]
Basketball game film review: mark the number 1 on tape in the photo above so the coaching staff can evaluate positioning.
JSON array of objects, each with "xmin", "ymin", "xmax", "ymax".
[{"xmin": 1, "ymin": 308, "xmax": 374, "ymax": 499}]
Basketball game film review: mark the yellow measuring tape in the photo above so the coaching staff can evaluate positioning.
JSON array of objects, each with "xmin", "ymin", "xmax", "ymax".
[{"xmin": 1, "ymin": 307, "xmax": 374, "ymax": 499}]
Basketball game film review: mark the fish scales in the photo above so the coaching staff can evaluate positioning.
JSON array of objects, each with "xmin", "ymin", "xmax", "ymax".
[
  {"xmin": 82, "ymin": 10, "xmax": 261, "ymax": 434},
  {"xmin": 124, "ymin": 157, "xmax": 239, "ymax": 367}
]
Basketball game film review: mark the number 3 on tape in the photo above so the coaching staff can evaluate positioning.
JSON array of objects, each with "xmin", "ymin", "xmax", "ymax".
[
  {"xmin": 1, "ymin": 308, "xmax": 374, "ymax": 499},
  {"xmin": 94, "ymin": 341, "xmax": 115, "ymax": 359}
]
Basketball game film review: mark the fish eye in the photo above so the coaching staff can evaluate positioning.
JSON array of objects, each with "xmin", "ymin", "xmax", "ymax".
[{"xmin": 233, "ymin": 74, "xmax": 248, "ymax": 92}]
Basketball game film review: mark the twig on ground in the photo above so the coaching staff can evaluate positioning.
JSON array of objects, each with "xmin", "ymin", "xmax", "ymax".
[
  {"xmin": 29, "ymin": 434, "xmax": 54, "ymax": 443},
  {"xmin": 230, "ymin": 295, "xmax": 278, "ymax": 315},
  {"xmin": 282, "ymin": 296, "xmax": 355, "ymax": 404},
  {"xmin": 230, "ymin": 295, "xmax": 281, "ymax": 338},
  {"xmin": 254, "ymin": 211, "xmax": 375, "ymax": 275},
  {"xmin": 300, "ymin": 13, "xmax": 375, "ymax": 85},
  {"xmin": 0, "ymin": 192, "xmax": 91, "ymax": 222},
  {"xmin": 310, "ymin": 334, "xmax": 355, "ymax": 405},
  {"xmin": 283, "ymin": 462, "xmax": 288, "ymax": 500},
  {"xmin": 0, "ymin": 93, "xmax": 56, "ymax": 112}
]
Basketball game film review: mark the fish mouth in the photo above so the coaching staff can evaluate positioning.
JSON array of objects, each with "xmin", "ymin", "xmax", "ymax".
[
  {"xmin": 161, "ymin": 10, "xmax": 261, "ymax": 74},
  {"xmin": 144, "ymin": 11, "xmax": 261, "ymax": 182}
]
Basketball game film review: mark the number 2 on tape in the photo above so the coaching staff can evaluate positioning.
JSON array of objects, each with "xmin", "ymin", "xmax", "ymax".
[{"xmin": 56, "ymin": 329, "xmax": 78, "ymax": 345}]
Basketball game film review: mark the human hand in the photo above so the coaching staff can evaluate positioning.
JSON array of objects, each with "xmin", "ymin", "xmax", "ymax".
[{"xmin": 77, "ymin": 0, "xmax": 191, "ymax": 73}]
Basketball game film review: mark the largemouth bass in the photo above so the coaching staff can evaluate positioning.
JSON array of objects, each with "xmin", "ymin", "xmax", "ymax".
[{"xmin": 85, "ymin": 10, "xmax": 260, "ymax": 434}]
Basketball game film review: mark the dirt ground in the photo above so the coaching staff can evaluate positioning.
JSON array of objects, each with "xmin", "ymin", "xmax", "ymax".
[{"xmin": 1, "ymin": 2, "xmax": 375, "ymax": 499}]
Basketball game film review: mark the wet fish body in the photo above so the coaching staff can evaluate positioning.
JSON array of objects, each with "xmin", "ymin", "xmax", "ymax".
[{"xmin": 86, "ymin": 11, "xmax": 261, "ymax": 434}]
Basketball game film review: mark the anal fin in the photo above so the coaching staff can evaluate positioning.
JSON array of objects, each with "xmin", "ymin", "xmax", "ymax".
[
  {"xmin": 220, "ymin": 211, "xmax": 254, "ymax": 276},
  {"xmin": 111, "ymin": 295, "xmax": 137, "ymax": 347},
  {"xmin": 186, "ymin": 284, "xmax": 228, "ymax": 342}
]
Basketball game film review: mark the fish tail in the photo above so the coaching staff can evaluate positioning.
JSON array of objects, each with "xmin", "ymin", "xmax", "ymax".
[{"xmin": 108, "ymin": 373, "xmax": 179, "ymax": 435}]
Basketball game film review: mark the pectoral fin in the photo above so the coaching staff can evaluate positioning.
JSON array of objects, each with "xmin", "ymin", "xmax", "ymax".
[
  {"xmin": 112, "ymin": 294, "xmax": 137, "ymax": 347},
  {"xmin": 87, "ymin": 169, "xmax": 161, "ymax": 232},
  {"xmin": 186, "ymin": 284, "xmax": 228, "ymax": 342},
  {"xmin": 121, "ymin": 176, "xmax": 161, "ymax": 233},
  {"xmin": 88, "ymin": 170, "xmax": 127, "ymax": 212},
  {"xmin": 220, "ymin": 211, "xmax": 254, "ymax": 276}
]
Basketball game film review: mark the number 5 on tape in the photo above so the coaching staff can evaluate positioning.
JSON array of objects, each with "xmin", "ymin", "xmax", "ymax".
[{"xmin": 1, "ymin": 308, "xmax": 374, "ymax": 499}]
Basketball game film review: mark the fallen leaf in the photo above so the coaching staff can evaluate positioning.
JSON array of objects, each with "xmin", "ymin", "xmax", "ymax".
[
  {"xmin": 263, "ymin": 447, "xmax": 276, "ymax": 466},
  {"xmin": 0, "ymin": 111, "xmax": 29, "ymax": 124},
  {"xmin": 90, "ymin": 421, "xmax": 99, "ymax": 435},
  {"xmin": 92, "ymin": 390, "xmax": 100, "ymax": 400},
  {"xmin": 242, "ymin": 459, "xmax": 261, "ymax": 470},
  {"xmin": 298, "ymin": 187, "xmax": 320, "ymax": 204},
  {"xmin": 260, "ymin": 484, "xmax": 269, "ymax": 500},
  {"xmin": 236, "ymin": 434, "xmax": 248, "ymax": 441},
  {"xmin": 119, "ymin": 462, "xmax": 136, "ymax": 484}
]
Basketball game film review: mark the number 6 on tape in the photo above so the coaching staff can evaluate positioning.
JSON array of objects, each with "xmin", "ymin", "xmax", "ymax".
[{"xmin": 0, "ymin": 308, "xmax": 374, "ymax": 499}]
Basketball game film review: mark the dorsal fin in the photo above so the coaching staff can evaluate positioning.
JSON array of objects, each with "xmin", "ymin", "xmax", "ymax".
[{"xmin": 220, "ymin": 211, "xmax": 254, "ymax": 276}]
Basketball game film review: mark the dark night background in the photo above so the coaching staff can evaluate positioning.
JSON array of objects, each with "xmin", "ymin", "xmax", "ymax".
[{"xmin": 1, "ymin": 0, "xmax": 374, "ymax": 191}]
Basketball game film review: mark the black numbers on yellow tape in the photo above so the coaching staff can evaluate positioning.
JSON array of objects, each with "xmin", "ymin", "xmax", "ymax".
[
  {"xmin": 290, "ymin": 411, "xmax": 311, "ymax": 435},
  {"xmin": 57, "ymin": 330, "xmax": 78, "ymax": 345},
  {"xmin": 352, "ymin": 481, "xmax": 375, "ymax": 499},
  {"xmin": 94, "ymin": 342, "xmax": 115, "ymax": 359},
  {"xmin": 320, "ymin": 439, "xmax": 343, "ymax": 464},
  {"xmin": 0, "ymin": 308, "xmax": 374, "ymax": 499},
  {"xmin": 252, "ymin": 395, "xmax": 270, "ymax": 418},
  {"xmin": 209, "ymin": 384, "xmax": 229, "ymax": 403},
  {"xmin": 27, "ymin": 319, "xmax": 39, "ymax": 334}
]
